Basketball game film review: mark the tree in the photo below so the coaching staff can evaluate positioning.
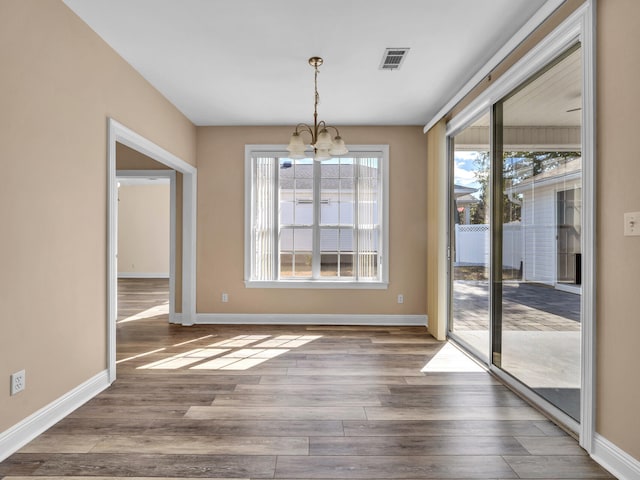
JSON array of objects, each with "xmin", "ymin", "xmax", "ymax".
[{"xmin": 470, "ymin": 150, "xmax": 580, "ymax": 224}]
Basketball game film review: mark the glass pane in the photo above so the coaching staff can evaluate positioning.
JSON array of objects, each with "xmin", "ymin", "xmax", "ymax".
[
  {"xmin": 280, "ymin": 195, "xmax": 294, "ymax": 225},
  {"xmin": 320, "ymin": 228, "xmax": 338, "ymax": 251},
  {"xmin": 279, "ymin": 252, "xmax": 293, "ymax": 277},
  {"xmin": 295, "ymin": 178, "xmax": 312, "ymax": 190},
  {"xmin": 497, "ymin": 46, "xmax": 582, "ymax": 421},
  {"xmin": 340, "ymin": 253, "xmax": 354, "ymax": 277},
  {"xmin": 280, "ymin": 228, "xmax": 293, "ymax": 252},
  {"xmin": 321, "ymin": 171, "xmax": 355, "ymax": 226},
  {"xmin": 294, "ymin": 200, "xmax": 313, "ymax": 225},
  {"xmin": 450, "ymin": 113, "xmax": 490, "ymax": 362},
  {"xmin": 320, "ymin": 228, "xmax": 355, "ymax": 278},
  {"xmin": 339, "ymin": 159, "xmax": 354, "ymax": 178},
  {"xmin": 321, "ymin": 162, "xmax": 339, "ymax": 178},
  {"xmin": 320, "ymin": 200, "xmax": 336, "ymax": 224},
  {"xmin": 293, "ymin": 252, "xmax": 312, "ymax": 278},
  {"xmin": 279, "ymin": 158, "xmax": 294, "ymax": 189},
  {"xmin": 320, "ymin": 253, "xmax": 338, "ymax": 277},
  {"xmin": 287, "ymin": 229, "xmax": 312, "ymax": 278},
  {"xmin": 320, "ymin": 178, "xmax": 338, "ymax": 225}
]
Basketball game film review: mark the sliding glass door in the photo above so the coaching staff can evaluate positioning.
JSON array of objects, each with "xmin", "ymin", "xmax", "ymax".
[
  {"xmin": 448, "ymin": 44, "xmax": 584, "ymax": 426},
  {"xmin": 493, "ymin": 46, "xmax": 582, "ymax": 422},
  {"xmin": 449, "ymin": 114, "xmax": 490, "ymax": 361}
]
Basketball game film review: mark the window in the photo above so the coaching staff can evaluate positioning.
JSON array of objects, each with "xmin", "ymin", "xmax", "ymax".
[{"xmin": 245, "ymin": 145, "xmax": 388, "ymax": 288}]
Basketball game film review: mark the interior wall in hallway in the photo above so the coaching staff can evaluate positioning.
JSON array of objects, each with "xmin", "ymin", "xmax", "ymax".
[{"xmin": 117, "ymin": 183, "xmax": 170, "ymax": 277}]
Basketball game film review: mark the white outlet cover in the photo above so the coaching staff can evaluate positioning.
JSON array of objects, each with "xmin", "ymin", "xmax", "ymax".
[{"xmin": 10, "ymin": 370, "xmax": 25, "ymax": 396}]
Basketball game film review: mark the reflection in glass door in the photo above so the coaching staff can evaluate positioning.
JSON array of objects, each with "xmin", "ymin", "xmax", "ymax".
[
  {"xmin": 494, "ymin": 46, "xmax": 582, "ymax": 421},
  {"xmin": 557, "ymin": 187, "xmax": 582, "ymax": 286},
  {"xmin": 449, "ymin": 113, "xmax": 490, "ymax": 361}
]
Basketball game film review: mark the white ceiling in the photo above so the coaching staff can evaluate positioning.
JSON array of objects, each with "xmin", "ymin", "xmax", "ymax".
[{"xmin": 63, "ymin": 0, "xmax": 550, "ymax": 127}]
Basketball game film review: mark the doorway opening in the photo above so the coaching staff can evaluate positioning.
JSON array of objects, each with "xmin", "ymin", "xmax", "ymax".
[
  {"xmin": 116, "ymin": 171, "xmax": 173, "ymax": 326},
  {"xmin": 107, "ymin": 118, "xmax": 197, "ymax": 383}
]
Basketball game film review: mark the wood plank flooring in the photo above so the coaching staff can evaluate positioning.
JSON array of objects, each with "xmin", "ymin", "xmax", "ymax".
[{"xmin": 0, "ymin": 279, "xmax": 613, "ymax": 479}]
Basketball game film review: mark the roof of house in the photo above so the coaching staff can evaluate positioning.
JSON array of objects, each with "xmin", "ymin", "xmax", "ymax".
[{"xmin": 509, "ymin": 157, "xmax": 582, "ymax": 192}]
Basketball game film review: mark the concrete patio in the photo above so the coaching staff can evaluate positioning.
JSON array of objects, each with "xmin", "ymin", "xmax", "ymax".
[{"xmin": 451, "ymin": 281, "xmax": 581, "ymax": 420}]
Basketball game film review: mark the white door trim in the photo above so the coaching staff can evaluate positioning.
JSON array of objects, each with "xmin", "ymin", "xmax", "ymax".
[
  {"xmin": 107, "ymin": 118, "xmax": 197, "ymax": 383},
  {"xmin": 116, "ymin": 170, "xmax": 176, "ymax": 322}
]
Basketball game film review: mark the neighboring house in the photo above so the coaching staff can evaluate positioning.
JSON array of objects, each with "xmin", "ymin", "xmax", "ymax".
[
  {"xmin": 509, "ymin": 157, "xmax": 582, "ymax": 291},
  {"xmin": 453, "ymin": 184, "xmax": 479, "ymax": 225}
]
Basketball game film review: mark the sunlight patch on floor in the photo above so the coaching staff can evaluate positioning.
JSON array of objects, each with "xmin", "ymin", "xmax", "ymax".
[
  {"xmin": 116, "ymin": 347, "xmax": 166, "ymax": 365},
  {"xmin": 421, "ymin": 342, "xmax": 485, "ymax": 373},
  {"xmin": 137, "ymin": 335, "xmax": 322, "ymax": 371},
  {"xmin": 191, "ymin": 348, "xmax": 290, "ymax": 371},
  {"xmin": 255, "ymin": 335, "xmax": 321, "ymax": 348},
  {"xmin": 118, "ymin": 302, "xmax": 169, "ymax": 324},
  {"xmin": 209, "ymin": 335, "xmax": 271, "ymax": 347},
  {"xmin": 173, "ymin": 334, "xmax": 215, "ymax": 347},
  {"xmin": 138, "ymin": 348, "xmax": 230, "ymax": 370}
]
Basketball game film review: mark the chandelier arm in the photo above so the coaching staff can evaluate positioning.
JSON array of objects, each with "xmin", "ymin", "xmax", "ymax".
[
  {"xmin": 294, "ymin": 124, "xmax": 315, "ymax": 143},
  {"xmin": 323, "ymin": 125, "xmax": 342, "ymax": 137}
]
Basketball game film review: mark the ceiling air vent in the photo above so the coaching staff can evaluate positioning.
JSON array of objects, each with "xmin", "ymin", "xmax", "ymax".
[{"xmin": 379, "ymin": 48, "xmax": 410, "ymax": 71}]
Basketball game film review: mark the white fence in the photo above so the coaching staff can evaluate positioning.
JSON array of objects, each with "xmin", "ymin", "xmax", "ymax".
[{"xmin": 455, "ymin": 223, "xmax": 522, "ymax": 269}]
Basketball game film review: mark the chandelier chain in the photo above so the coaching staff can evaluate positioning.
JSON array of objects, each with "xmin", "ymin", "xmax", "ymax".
[{"xmin": 286, "ymin": 56, "xmax": 348, "ymax": 161}]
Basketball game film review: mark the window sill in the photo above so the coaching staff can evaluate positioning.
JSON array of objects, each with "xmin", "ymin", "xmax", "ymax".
[{"xmin": 245, "ymin": 280, "xmax": 389, "ymax": 290}]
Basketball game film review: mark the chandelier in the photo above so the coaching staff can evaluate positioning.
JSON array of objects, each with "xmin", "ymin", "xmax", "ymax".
[{"xmin": 286, "ymin": 57, "xmax": 348, "ymax": 161}]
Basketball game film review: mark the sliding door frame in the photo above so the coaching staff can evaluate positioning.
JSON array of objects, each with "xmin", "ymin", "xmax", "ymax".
[
  {"xmin": 446, "ymin": 118, "xmax": 492, "ymax": 364},
  {"xmin": 444, "ymin": 2, "xmax": 596, "ymax": 452}
]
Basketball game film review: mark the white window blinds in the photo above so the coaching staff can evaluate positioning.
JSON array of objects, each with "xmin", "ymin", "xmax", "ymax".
[{"xmin": 251, "ymin": 156, "xmax": 277, "ymax": 281}]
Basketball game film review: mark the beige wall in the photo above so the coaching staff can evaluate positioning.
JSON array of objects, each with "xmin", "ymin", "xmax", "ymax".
[
  {"xmin": 117, "ymin": 184, "xmax": 171, "ymax": 276},
  {"xmin": 0, "ymin": 0, "xmax": 195, "ymax": 432},
  {"xmin": 596, "ymin": 0, "xmax": 640, "ymax": 460},
  {"xmin": 116, "ymin": 143, "xmax": 173, "ymax": 170},
  {"xmin": 196, "ymin": 126, "xmax": 428, "ymax": 316}
]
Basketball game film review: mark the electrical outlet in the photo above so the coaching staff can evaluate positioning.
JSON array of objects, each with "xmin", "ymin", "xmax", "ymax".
[
  {"xmin": 10, "ymin": 370, "xmax": 25, "ymax": 396},
  {"xmin": 397, "ymin": 294, "xmax": 404, "ymax": 304},
  {"xmin": 221, "ymin": 293, "xmax": 229, "ymax": 303}
]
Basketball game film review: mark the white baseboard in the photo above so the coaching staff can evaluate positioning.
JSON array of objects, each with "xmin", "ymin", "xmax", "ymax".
[
  {"xmin": 196, "ymin": 313, "xmax": 428, "ymax": 327},
  {"xmin": 118, "ymin": 272, "xmax": 169, "ymax": 278},
  {"xmin": 592, "ymin": 433, "xmax": 640, "ymax": 480},
  {"xmin": 0, "ymin": 370, "xmax": 110, "ymax": 462}
]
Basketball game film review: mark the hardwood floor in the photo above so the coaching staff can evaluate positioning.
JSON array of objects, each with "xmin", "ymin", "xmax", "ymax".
[{"xmin": 0, "ymin": 279, "xmax": 613, "ymax": 479}]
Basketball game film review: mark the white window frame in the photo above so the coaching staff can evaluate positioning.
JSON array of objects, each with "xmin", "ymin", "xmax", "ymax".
[{"xmin": 244, "ymin": 144, "xmax": 389, "ymax": 289}]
